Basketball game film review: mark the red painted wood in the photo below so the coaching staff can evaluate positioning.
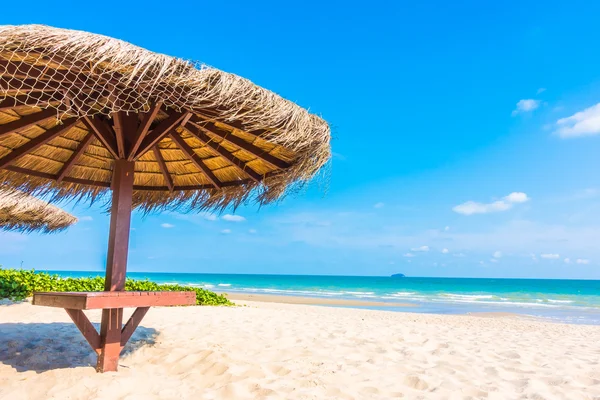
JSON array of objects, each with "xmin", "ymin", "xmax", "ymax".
[
  {"xmin": 0, "ymin": 108, "xmax": 58, "ymax": 139},
  {"xmin": 0, "ymin": 119, "xmax": 78, "ymax": 168},
  {"xmin": 133, "ymin": 111, "xmax": 185, "ymax": 159},
  {"xmin": 104, "ymin": 159, "xmax": 135, "ymax": 292},
  {"xmin": 120, "ymin": 307, "xmax": 150, "ymax": 347},
  {"xmin": 65, "ymin": 309, "xmax": 101, "ymax": 355},
  {"xmin": 128, "ymin": 101, "xmax": 162, "ymax": 160},
  {"xmin": 33, "ymin": 291, "xmax": 196, "ymax": 309},
  {"xmin": 82, "ymin": 116, "xmax": 119, "ymax": 159},
  {"xmin": 97, "ymin": 308, "xmax": 123, "ymax": 372},
  {"xmin": 56, "ymin": 131, "xmax": 95, "ymax": 183}
]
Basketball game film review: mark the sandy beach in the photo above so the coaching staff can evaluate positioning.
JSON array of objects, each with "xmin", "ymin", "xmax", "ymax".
[{"xmin": 1, "ymin": 299, "xmax": 600, "ymax": 400}]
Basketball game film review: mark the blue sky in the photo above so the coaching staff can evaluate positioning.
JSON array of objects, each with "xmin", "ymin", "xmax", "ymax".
[{"xmin": 2, "ymin": 1, "xmax": 600, "ymax": 278}]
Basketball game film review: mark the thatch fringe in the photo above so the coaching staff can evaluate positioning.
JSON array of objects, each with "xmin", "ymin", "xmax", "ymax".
[{"xmin": 0, "ymin": 187, "xmax": 77, "ymax": 233}]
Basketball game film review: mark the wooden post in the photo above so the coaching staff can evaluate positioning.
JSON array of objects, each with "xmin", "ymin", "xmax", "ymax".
[{"xmin": 97, "ymin": 159, "xmax": 135, "ymax": 372}]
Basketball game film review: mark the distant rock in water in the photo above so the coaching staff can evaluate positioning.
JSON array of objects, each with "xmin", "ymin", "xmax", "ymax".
[{"xmin": 391, "ymin": 273, "xmax": 405, "ymax": 278}]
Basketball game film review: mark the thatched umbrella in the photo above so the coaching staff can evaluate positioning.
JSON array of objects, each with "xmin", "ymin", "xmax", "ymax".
[
  {"xmin": 0, "ymin": 187, "xmax": 77, "ymax": 232},
  {"xmin": 0, "ymin": 25, "xmax": 330, "ymax": 372}
]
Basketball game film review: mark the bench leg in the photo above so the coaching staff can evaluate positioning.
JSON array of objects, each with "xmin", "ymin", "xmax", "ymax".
[
  {"xmin": 65, "ymin": 309, "xmax": 101, "ymax": 355},
  {"xmin": 97, "ymin": 308, "xmax": 123, "ymax": 372},
  {"xmin": 121, "ymin": 307, "xmax": 150, "ymax": 347}
]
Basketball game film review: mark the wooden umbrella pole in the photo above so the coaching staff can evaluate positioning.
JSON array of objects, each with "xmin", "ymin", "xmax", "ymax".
[{"xmin": 97, "ymin": 159, "xmax": 135, "ymax": 372}]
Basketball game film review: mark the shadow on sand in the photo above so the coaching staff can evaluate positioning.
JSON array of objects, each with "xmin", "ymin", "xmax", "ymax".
[{"xmin": 0, "ymin": 322, "xmax": 158, "ymax": 373}]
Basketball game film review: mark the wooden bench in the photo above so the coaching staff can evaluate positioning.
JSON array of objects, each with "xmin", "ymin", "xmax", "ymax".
[{"xmin": 32, "ymin": 291, "xmax": 196, "ymax": 371}]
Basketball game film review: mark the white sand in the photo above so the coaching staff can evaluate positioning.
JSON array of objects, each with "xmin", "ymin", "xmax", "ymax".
[{"xmin": 1, "ymin": 299, "xmax": 600, "ymax": 400}]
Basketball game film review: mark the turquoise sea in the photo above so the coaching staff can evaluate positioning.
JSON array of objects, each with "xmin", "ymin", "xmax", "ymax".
[{"xmin": 49, "ymin": 271, "xmax": 600, "ymax": 325}]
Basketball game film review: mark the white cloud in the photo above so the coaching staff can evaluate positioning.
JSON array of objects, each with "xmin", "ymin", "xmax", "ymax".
[
  {"xmin": 248, "ymin": 229, "xmax": 257, "ymax": 234},
  {"xmin": 79, "ymin": 216, "xmax": 93, "ymax": 222},
  {"xmin": 493, "ymin": 251, "xmax": 502, "ymax": 258},
  {"xmin": 411, "ymin": 245, "xmax": 429, "ymax": 252},
  {"xmin": 453, "ymin": 192, "xmax": 529, "ymax": 215},
  {"xmin": 490, "ymin": 258, "xmax": 499, "ymax": 263},
  {"xmin": 202, "ymin": 213, "xmax": 218, "ymax": 221},
  {"xmin": 512, "ymin": 99, "xmax": 540, "ymax": 116},
  {"xmin": 537, "ymin": 88, "xmax": 546, "ymax": 94},
  {"xmin": 540, "ymin": 253, "xmax": 560, "ymax": 259},
  {"xmin": 403, "ymin": 253, "xmax": 415, "ymax": 258},
  {"xmin": 554, "ymin": 103, "xmax": 600, "ymax": 139},
  {"xmin": 576, "ymin": 259, "xmax": 590, "ymax": 265},
  {"xmin": 555, "ymin": 103, "xmax": 600, "ymax": 138},
  {"xmin": 222, "ymin": 214, "xmax": 246, "ymax": 222},
  {"xmin": 442, "ymin": 248, "xmax": 449, "ymax": 254},
  {"xmin": 220, "ymin": 229, "xmax": 232, "ymax": 234},
  {"xmin": 444, "ymin": 226, "xmax": 450, "ymax": 231},
  {"xmin": 564, "ymin": 258, "xmax": 571, "ymax": 264},
  {"xmin": 160, "ymin": 223, "xmax": 175, "ymax": 228}
]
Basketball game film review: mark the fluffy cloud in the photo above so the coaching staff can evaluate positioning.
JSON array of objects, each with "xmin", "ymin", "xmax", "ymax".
[
  {"xmin": 373, "ymin": 202, "xmax": 385, "ymax": 209},
  {"xmin": 540, "ymin": 253, "xmax": 560, "ymax": 259},
  {"xmin": 220, "ymin": 229, "xmax": 232, "ymax": 234},
  {"xmin": 453, "ymin": 192, "xmax": 529, "ymax": 215},
  {"xmin": 564, "ymin": 258, "xmax": 571, "ymax": 264},
  {"xmin": 444, "ymin": 226, "xmax": 450, "ymax": 231},
  {"xmin": 160, "ymin": 223, "xmax": 175, "ymax": 228},
  {"xmin": 493, "ymin": 251, "xmax": 502, "ymax": 258},
  {"xmin": 222, "ymin": 214, "xmax": 246, "ymax": 222},
  {"xmin": 248, "ymin": 229, "xmax": 257, "ymax": 234},
  {"xmin": 403, "ymin": 253, "xmax": 415, "ymax": 258},
  {"xmin": 576, "ymin": 259, "xmax": 590, "ymax": 265},
  {"xmin": 555, "ymin": 103, "xmax": 600, "ymax": 138},
  {"xmin": 411, "ymin": 245, "xmax": 429, "ymax": 252},
  {"xmin": 512, "ymin": 99, "xmax": 540, "ymax": 116},
  {"xmin": 442, "ymin": 248, "xmax": 449, "ymax": 254},
  {"xmin": 202, "ymin": 213, "xmax": 218, "ymax": 221}
]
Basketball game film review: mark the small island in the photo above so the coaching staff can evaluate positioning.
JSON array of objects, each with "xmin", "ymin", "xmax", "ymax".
[{"xmin": 391, "ymin": 273, "xmax": 406, "ymax": 278}]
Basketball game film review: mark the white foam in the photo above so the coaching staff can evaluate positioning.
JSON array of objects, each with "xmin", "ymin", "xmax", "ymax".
[
  {"xmin": 218, "ymin": 283, "xmax": 232, "ymax": 287},
  {"xmin": 442, "ymin": 293, "xmax": 494, "ymax": 300}
]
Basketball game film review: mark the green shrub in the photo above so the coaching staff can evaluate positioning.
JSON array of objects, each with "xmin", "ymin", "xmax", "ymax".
[{"xmin": 0, "ymin": 268, "xmax": 232, "ymax": 306}]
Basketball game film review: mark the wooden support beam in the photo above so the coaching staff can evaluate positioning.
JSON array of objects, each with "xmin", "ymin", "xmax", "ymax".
[
  {"xmin": 0, "ymin": 93, "xmax": 58, "ymax": 111},
  {"xmin": 132, "ymin": 111, "xmax": 186, "ymax": 160},
  {"xmin": 169, "ymin": 133, "xmax": 222, "ymax": 189},
  {"xmin": 112, "ymin": 111, "xmax": 138, "ymax": 159},
  {"xmin": 0, "ymin": 108, "xmax": 58, "ymax": 139},
  {"xmin": 128, "ymin": 102, "xmax": 162, "ymax": 160},
  {"xmin": 105, "ymin": 159, "xmax": 135, "ymax": 292},
  {"xmin": 153, "ymin": 146, "xmax": 174, "ymax": 192},
  {"xmin": 98, "ymin": 308, "xmax": 123, "ymax": 372},
  {"xmin": 120, "ymin": 307, "xmax": 150, "ymax": 347},
  {"xmin": 184, "ymin": 123, "xmax": 262, "ymax": 182},
  {"xmin": 188, "ymin": 119, "xmax": 290, "ymax": 169},
  {"xmin": 65, "ymin": 309, "xmax": 101, "ymax": 355},
  {"xmin": 56, "ymin": 131, "xmax": 95, "ymax": 183},
  {"xmin": 82, "ymin": 116, "xmax": 119, "ymax": 159},
  {"xmin": 0, "ymin": 118, "xmax": 77, "ymax": 168}
]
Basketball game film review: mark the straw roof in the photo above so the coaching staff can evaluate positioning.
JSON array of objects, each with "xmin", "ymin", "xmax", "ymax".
[
  {"xmin": 0, "ymin": 187, "xmax": 77, "ymax": 233},
  {"xmin": 0, "ymin": 25, "xmax": 330, "ymax": 212}
]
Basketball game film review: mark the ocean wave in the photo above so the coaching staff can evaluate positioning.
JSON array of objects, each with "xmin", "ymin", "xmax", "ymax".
[
  {"xmin": 218, "ymin": 283, "xmax": 232, "ymax": 287},
  {"xmin": 239, "ymin": 288, "xmax": 344, "ymax": 296},
  {"xmin": 343, "ymin": 291, "xmax": 375, "ymax": 295},
  {"xmin": 390, "ymin": 292, "xmax": 416, "ymax": 296},
  {"xmin": 442, "ymin": 293, "xmax": 494, "ymax": 300},
  {"xmin": 547, "ymin": 299, "xmax": 574, "ymax": 304}
]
